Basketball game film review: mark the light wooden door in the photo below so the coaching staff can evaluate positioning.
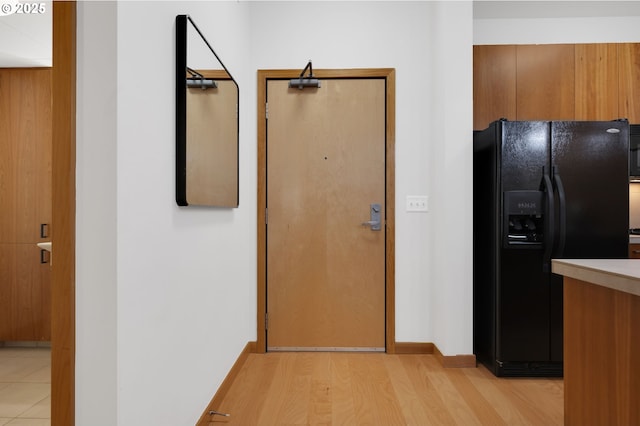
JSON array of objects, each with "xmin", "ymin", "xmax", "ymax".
[{"xmin": 266, "ymin": 78, "xmax": 386, "ymax": 351}]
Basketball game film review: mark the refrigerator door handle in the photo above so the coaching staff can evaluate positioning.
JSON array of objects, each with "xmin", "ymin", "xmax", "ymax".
[
  {"xmin": 552, "ymin": 165, "xmax": 567, "ymax": 257},
  {"xmin": 540, "ymin": 167, "xmax": 555, "ymax": 272}
]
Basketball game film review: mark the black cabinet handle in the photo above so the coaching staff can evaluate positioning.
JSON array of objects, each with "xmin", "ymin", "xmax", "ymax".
[
  {"xmin": 552, "ymin": 166, "xmax": 567, "ymax": 257},
  {"xmin": 40, "ymin": 249, "xmax": 50, "ymax": 264},
  {"xmin": 540, "ymin": 167, "xmax": 554, "ymax": 272},
  {"xmin": 40, "ymin": 223, "xmax": 49, "ymax": 238}
]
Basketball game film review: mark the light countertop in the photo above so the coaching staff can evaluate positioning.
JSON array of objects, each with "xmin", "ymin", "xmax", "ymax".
[{"xmin": 552, "ymin": 259, "xmax": 640, "ymax": 297}]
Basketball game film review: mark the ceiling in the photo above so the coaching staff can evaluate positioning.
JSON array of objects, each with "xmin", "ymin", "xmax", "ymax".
[{"xmin": 2, "ymin": 1, "xmax": 640, "ymax": 68}]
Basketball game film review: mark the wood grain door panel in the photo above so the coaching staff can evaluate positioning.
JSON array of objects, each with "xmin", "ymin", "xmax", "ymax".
[
  {"xmin": 0, "ymin": 69, "xmax": 52, "ymax": 244},
  {"xmin": 0, "ymin": 68, "xmax": 52, "ymax": 342},
  {"xmin": 0, "ymin": 243, "xmax": 51, "ymax": 340},
  {"xmin": 473, "ymin": 45, "xmax": 516, "ymax": 130},
  {"xmin": 575, "ymin": 43, "xmax": 619, "ymax": 121},
  {"xmin": 619, "ymin": 43, "xmax": 640, "ymax": 124},
  {"xmin": 266, "ymin": 78, "xmax": 386, "ymax": 350},
  {"xmin": 516, "ymin": 44, "xmax": 575, "ymax": 121}
]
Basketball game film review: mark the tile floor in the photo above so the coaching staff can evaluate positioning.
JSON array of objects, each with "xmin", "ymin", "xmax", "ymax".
[{"xmin": 0, "ymin": 346, "xmax": 50, "ymax": 425}]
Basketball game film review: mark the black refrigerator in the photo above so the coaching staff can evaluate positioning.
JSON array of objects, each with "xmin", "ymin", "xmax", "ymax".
[{"xmin": 473, "ymin": 119, "xmax": 629, "ymax": 377}]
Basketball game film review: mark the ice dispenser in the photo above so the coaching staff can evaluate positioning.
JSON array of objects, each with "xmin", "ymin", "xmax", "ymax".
[{"xmin": 503, "ymin": 190, "xmax": 544, "ymax": 248}]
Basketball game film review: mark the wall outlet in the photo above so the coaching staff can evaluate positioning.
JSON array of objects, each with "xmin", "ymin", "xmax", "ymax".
[{"xmin": 406, "ymin": 195, "xmax": 428, "ymax": 212}]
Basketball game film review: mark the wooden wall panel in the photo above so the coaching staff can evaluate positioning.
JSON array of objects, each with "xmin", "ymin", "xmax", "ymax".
[
  {"xmin": 516, "ymin": 44, "xmax": 575, "ymax": 121},
  {"xmin": 619, "ymin": 43, "xmax": 640, "ymax": 124},
  {"xmin": 473, "ymin": 45, "xmax": 516, "ymax": 130},
  {"xmin": 575, "ymin": 43, "xmax": 619, "ymax": 121}
]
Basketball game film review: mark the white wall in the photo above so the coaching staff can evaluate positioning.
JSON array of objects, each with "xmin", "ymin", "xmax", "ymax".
[
  {"xmin": 429, "ymin": 1, "xmax": 474, "ymax": 356},
  {"xmin": 474, "ymin": 2, "xmax": 640, "ymax": 45},
  {"xmin": 75, "ymin": 1, "xmax": 473, "ymax": 424},
  {"xmin": 76, "ymin": 2, "xmax": 117, "ymax": 424},
  {"xmin": 475, "ymin": 16, "xmax": 640, "ymax": 45},
  {"xmin": 630, "ymin": 183, "xmax": 640, "ymax": 228},
  {"xmin": 116, "ymin": 3, "xmax": 253, "ymax": 425},
  {"xmin": 78, "ymin": 2, "xmax": 252, "ymax": 425}
]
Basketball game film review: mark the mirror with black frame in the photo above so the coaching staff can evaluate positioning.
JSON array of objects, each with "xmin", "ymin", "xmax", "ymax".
[{"xmin": 176, "ymin": 14, "xmax": 239, "ymax": 207}]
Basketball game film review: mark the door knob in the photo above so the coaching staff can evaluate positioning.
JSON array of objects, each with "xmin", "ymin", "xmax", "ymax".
[{"xmin": 361, "ymin": 203, "xmax": 381, "ymax": 231}]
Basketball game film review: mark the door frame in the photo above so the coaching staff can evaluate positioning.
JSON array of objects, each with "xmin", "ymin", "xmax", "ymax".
[
  {"xmin": 256, "ymin": 68, "xmax": 396, "ymax": 354},
  {"xmin": 52, "ymin": 2, "xmax": 76, "ymax": 425}
]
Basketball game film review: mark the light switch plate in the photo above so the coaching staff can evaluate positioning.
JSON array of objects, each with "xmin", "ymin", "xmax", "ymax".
[{"xmin": 406, "ymin": 195, "xmax": 428, "ymax": 212}]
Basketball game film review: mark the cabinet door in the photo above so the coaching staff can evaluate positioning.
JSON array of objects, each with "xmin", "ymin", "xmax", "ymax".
[
  {"xmin": 630, "ymin": 244, "xmax": 640, "ymax": 259},
  {"xmin": 516, "ymin": 44, "xmax": 575, "ymax": 121},
  {"xmin": 575, "ymin": 44, "xmax": 619, "ymax": 121},
  {"xmin": 0, "ymin": 69, "xmax": 52, "ymax": 244},
  {"xmin": 0, "ymin": 71, "xmax": 16, "ymax": 243},
  {"xmin": 0, "ymin": 243, "xmax": 51, "ymax": 340},
  {"xmin": 473, "ymin": 45, "xmax": 516, "ymax": 130},
  {"xmin": 0, "ymin": 69, "xmax": 52, "ymax": 341},
  {"xmin": 0, "ymin": 244, "xmax": 13, "ymax": 338},
  {"xmin": 619, "ymin": 43, "xmax": 640, "ymax": 124}
]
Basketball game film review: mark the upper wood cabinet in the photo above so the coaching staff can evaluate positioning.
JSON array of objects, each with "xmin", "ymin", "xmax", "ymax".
[
  {"xmin": 474, "ymin": 43, "xmax": 640, "ymax": 130},
  {"xmin": 575, "ymin": 43, "xmax": 619, "ymax": 121},
  {"xmin": 473, "ymin": 45, "xmax": 516, "ymax": 130},
  {"xmin": 516, "ymin": 44, "xmax": 575, "ymax": 121},
  {"xmin": 619, "ymin": 43, "xmax": 640, "ymax": 124},
  {"xmin": 473, "ymin": 44, "xmax": 575, "ymax": 129}
]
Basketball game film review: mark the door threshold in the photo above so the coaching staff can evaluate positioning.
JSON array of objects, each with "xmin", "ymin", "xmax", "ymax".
[{"xmin": 268, "ymin": 346, "xmax": 385, "ymax": 352}]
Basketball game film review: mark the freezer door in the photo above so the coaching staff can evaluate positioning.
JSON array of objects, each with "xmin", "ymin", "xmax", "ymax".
[
  {"xmin": 551, "ymin": 121, "xmax": 629, "ymax": 259},
  {"xmin": 500, "ymin": 121, "xmax": 551, "ymax": 192},
  {"xmin": 497, "ymin": 121, "xmax": 553, "ymax": 365}
]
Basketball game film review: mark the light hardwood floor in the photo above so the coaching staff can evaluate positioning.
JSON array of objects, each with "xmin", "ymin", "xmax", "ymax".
[{"xmin": 202, "ymin": 352, "xmax": 563, "ymax": 425}]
